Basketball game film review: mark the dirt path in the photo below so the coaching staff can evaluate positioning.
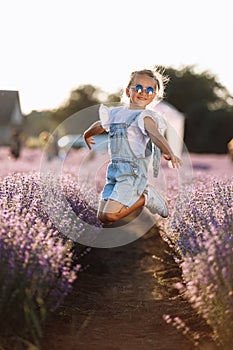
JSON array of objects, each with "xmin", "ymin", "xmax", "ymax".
[{"xmin": 42, "ymin": 226, "xmax": 213, "ymax": 350}]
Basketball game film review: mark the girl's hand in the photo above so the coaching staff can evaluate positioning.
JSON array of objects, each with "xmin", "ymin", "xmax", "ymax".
[
  {"xmin": 83, "ymin": 122, "xmax": 105, "ymax": 150},
  {"xmin": 163, "ymin": 154, "xmax": 182, "ymax": 168},
  {"xmin": 84, "ymin": 134, "xmax": 95, "ymax": 150}
]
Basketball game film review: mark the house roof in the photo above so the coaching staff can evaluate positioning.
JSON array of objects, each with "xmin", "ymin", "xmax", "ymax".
[{"xmin": 0, "ymin": 90, "xmax": 22, "ymax": 125}]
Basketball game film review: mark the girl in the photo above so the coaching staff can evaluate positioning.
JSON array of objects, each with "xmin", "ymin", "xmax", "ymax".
[{"xmin": 84, "ymin": 68, "xmax": 182, "ymax": 224}]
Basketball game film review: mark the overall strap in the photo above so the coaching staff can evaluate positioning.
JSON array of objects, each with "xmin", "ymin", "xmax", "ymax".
[
  {"xmin": 145, "ymin": 140, "xmax": 161, "ymax": 177},
  {"xmin": 125, "ymin": 111, "xmax": 141, "ymax": 127},
  {"xmin": 152, "ymin": 145, "xmax": 161, "ymax": 178}
]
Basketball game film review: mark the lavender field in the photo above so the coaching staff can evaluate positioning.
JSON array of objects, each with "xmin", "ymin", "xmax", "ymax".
[{"xmin": 0, "ymin": 146, "xmax": 232, "ymax": 349}]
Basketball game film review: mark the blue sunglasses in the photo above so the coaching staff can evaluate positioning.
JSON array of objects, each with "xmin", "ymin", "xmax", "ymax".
[{"xmin": 130, "ymin": 84, "xmax": 155, "ymax": 95}]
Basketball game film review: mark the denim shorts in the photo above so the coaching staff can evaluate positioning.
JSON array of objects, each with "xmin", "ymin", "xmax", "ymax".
[{"xmin": 101, "ymin": 160, "xmax": 147, "ymax": 207}]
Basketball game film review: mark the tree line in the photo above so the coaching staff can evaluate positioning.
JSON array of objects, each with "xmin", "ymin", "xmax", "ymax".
[{"xmin": 24, "ymin": 65, "xmax": 233, "ymax": 154}]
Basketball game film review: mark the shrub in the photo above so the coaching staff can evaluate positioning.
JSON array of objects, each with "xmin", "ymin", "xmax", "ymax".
[
  {"xmin": 0, "ymin": 172, "xmax": 88, "ymax": 348},
  {"xmin": 165, "ymin": 177, "xmax": 233, "ymax": 348}
]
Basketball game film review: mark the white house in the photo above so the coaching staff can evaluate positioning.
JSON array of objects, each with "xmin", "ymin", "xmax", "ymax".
[{"xmin": 152, "ymin": 101, "xmax": 185, "ymax": 158}]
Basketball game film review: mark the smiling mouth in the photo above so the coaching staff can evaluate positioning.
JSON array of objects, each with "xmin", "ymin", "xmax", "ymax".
[{"xmin": 137, "ymin": 96, "xmax": 147, "ymax": 101}]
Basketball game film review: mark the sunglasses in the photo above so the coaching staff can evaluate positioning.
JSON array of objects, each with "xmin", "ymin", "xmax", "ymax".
[{"xmin": 130, "ymin": 84, "xmax": 155, "ymax": 95}]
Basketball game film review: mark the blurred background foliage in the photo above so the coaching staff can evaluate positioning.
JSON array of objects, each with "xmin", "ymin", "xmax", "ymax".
[{"xmin": 24, "ymin": 65, "xmax": 233, "ymax": 154}]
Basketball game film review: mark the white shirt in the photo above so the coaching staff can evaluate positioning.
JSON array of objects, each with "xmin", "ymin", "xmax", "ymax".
[{"xmin": 99, "ymin": 104, "xmax": 167, "ymax": 157}]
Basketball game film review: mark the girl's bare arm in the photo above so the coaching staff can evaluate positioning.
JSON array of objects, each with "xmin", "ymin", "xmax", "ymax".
[{"xmin": 83, "ymin": 121, "xmax": 106, "ymax": 150}]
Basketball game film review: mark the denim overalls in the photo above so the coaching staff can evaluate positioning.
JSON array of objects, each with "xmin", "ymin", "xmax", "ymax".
[{"xmin": 101, "ymin": 111, "xmax": 161, "ymax": 207}]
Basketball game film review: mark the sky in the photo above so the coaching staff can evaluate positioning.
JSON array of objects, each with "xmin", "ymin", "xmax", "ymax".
[{"xmin": 1, "ymin": 0, "xmax": 233, "ymax": 114}]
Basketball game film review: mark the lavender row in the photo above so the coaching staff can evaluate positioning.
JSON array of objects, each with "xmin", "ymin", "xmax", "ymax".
[
  {"xmin": 0, "ymin": 171, "xmax": 99, "ymax": 348},
  {"xmin": 163, "ymin": 175, "xmax": 233, "ymax": 348}
]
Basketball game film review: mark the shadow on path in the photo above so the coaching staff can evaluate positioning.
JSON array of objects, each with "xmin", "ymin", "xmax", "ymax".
[{"xmin": 42, "ymin": 226, "xmax": 213, "ymax": 350}]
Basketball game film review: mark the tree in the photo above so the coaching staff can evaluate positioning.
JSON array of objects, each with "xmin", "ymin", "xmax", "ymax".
[
  {"xmin": 52, "ymin": 84, "xmax": 102, "ymax": 123},
  {"xmin": 164, "ymin": 65, "xmax": 233, "ymax": 153},
  {"xmin": 24, "ymin": 110, "xmax": 57, "ymax": 136},
  {"xmin": 24, "ymin": 66, "xmax": 233, "ymax": 153}
]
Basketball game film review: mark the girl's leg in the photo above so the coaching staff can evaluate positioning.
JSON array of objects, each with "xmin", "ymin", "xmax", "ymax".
[
  {"xmin": 98, "ymin": 195, "xmax": 145, "ymax": 224},
  {"xmin": 97, "ymin": 199, "xmax": 120, "ymax": 224},
  {"xmin": 97, "ymin": 200, "xmax": 109, "ymax": 223}
]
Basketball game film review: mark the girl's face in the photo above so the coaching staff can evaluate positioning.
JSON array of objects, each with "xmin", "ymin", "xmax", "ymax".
[{"xmin": 126, "ymin": 73, "xmax": 157, "ymax": 109}]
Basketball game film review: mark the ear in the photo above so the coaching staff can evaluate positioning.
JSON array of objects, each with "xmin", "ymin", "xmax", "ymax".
[{"xmin": 125, "ymin": 88, "xmax": 130, "ymax": 98}]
